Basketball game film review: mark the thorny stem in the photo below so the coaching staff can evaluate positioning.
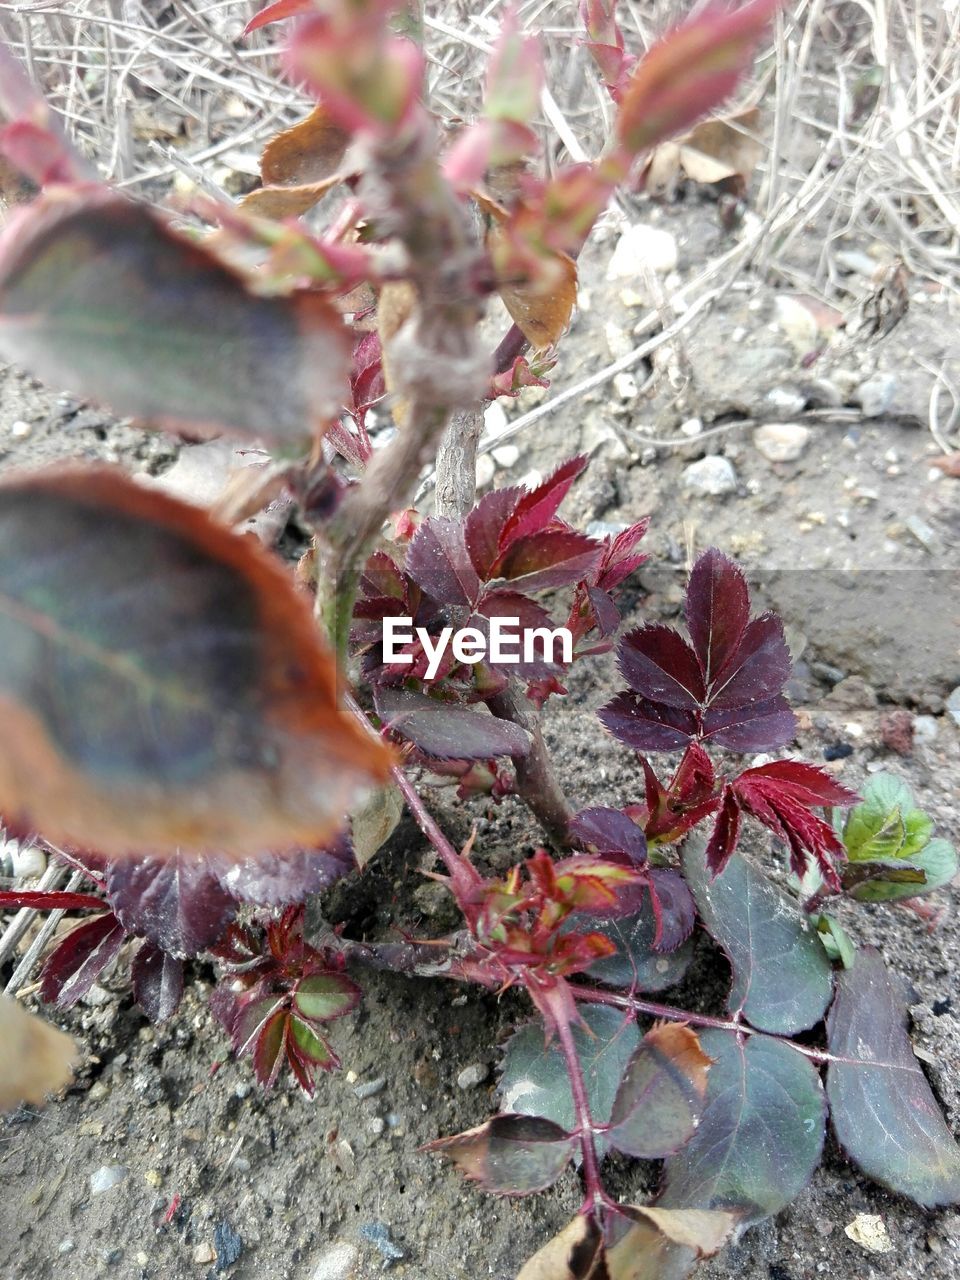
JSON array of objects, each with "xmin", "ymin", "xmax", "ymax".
[
  {"xmin": 488, "ymin": 685, "xmax": 573, "ymax": 847},
  {"xmin": 552, "ymin": 995, "xmax": 610, "ymax": 1213}
]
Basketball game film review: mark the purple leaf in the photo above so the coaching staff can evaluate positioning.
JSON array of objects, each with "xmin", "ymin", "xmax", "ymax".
[
  {"xmin": 618, "ymin": 624, "xmax": 705, "ymax": 709},
  {"xmin": 475, "ymin": 591, "xmax": 563, "ymax": 678},
  {"xmin": 701, "ymin": 696, "xmax": 797, "ymax": 751},
  {"xmin": 374, "ymin": 687, "xmax": 531, "ymax": 760},
  {"xmin": 465, "ymin": 487, "xmax": 523, "ymax": 578},
  {"xmin": 569, "ymin": 806, "xmax": 647, "ymax": 865},
  {"xmin": 598, "ymin": 691, "xmax": 698, "ymax": 751},
  {"xmin": 586, "ymin": 585, "xmax": 621, "ymax": 637},
  {"xmin": 647, "ymin": 867, "xmax": 696, "ymax": 952},
  {"xmin": 107, "ymin": 855, "xmax": 237, "ymax": 959},
  {"xmin": 685, "ymin": 548, "xmax": 749, "ymax": 684},
  {"xmin": 39, "ymin": 912, "xmax": 125, "ymax": 1009},
  {"xmin": 210, "ymin": 837, "xmax": 353, "ymax": 907},
  {"xmin": 707, "ymin": 614, "xmax": 792, "ymax": 709},
  {"xmin": 406, "ymin": 516, "xmax": 480, "ymax": 606},
  {"xmin": 494, "ymin": 529, "xmax": 602, "ymax": 593},
  {"xmin": 826, "ymin": 948, "xmax": 960, "ymax": 1207},
  {"xmin": 131, "ymin": 942, "xmax": 185, "ymax": 1023}
]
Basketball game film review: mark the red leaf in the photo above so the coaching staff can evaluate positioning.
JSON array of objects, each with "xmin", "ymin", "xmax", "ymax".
[
  {"xmin": 253, "ymin": 1006, "xmax": 290, "ymax": 1089},
  {"xmin": 493, "ymin": 529, "xmax": 601, "ymax": 593},
  {"xmin": 700, "ymin": 697, "xmax": 797, "ymax": 752},
  {"xmin": 708, "ymin": 614, "xmax": 792, "ymax": 710},
  {"xmin": 618, "ymin": 624, "xmax": 705, "ymax": 710},
  {"xmin": 375, "ymin": 687, "xmax": 531, "ymax": 760},
  {"xmin": 0, "ymin": 890, "xmax": 105, "ymax": 911},
  {"xmin": 498, "ymin": 456, "xmax": 589, "ymax": 552},
  {"xmin": 685, "ymin": 549, "xmax": 750, "ymax": 685},
  {"xmin": 568, "ymin": 806, "xmax": 647, "ymax": 865},
  {"xmin": 39, "ymin": 912, "xmax": 125, "ymax": 1009},
  {"xmin": 647, "ymin": 868, "xmax": 697, "ymax": 952},
  {"xmin": 733, "ymin": 763, "xmax": 857, "ymax": 886},
  {"xmin": 244, "ymin": 0, "xmax": 312, "ymax": 35},
  {"xmin": 108, "ymin": 856, "xmax": 237, "ymax": 959},
  {"xmin": 595, "ymin": 518, "xmax": 650, "ymax": 591},
  {"xmin": 616, "ymin": 0, "xmax": 778, "ymax": 157},
  {"xmin": 465, "ymin": 487, "xmax": 523, "ymax": 578},
  {"xmin": 705, "ymin": 788, "xmax": 742, "ymax": 875}
]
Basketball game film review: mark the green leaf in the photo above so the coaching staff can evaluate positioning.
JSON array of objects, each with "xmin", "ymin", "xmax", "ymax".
[
  {"xmin": 826, "ymin": 947, "xmax": 960, "ymax": 1207},
  {"xmin": 0, "ymin": 188, "xmax": 352, "ymax": 443},
  {"xmin": 290, "ymin": 1016, "xmax": 335, "ymax": 1066},
  {"xmin": 815, "ymin": 914, "xmax": 856, "ymax": 968},
  {"xmin": 661, "ymin": 1029, "xmax": 826, "ymax": 1225},
  {"xmin": 499, "ymin": 1005, "xmax": 639, "ymax": 1155},
  {"xmin": 848, "ymin": 839, "xmax": 958, "ymax": 903},
  {"xmin": 293, "ymin": 972, "xmax": 360, "ymax": 1022},
  {"xmin": 424, "ymin": 1114, "xmax": 575, "ymax": 1196},
  {"xmin": 682, "ymin": 832, "xmax": 833, "ymax": 1034},
  {"xmin": 606, "ymin": 1024, "xmax": 710, "ymax": 1159},
  {"xmin": 843, "ymin": 773, "xmax": 932, "ymax": 862}
]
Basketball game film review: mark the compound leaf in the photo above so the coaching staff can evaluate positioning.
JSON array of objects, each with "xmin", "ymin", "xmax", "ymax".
[
  {"xmin": 108, "ymin": 855, "xmax": 236, "ymax": 958},
  {"xmin": 39, "ymin": 911, "xmax": 125, "ymax": 1009},
  {"xmin": 826, "ymin": 947, "xmax": 960, "ymax": 1207},
  {"xmin": 661, "ymin": 1028, "xmax": 826, "ymax": 1224},
  {"xmin": 682, "ymin": 832, "xmax": 833, "ymax": 1033},
  {"xmin": 0, "ymin": 189, "xmax": 352, "ymax": 441},
  {"xmin": 0, "ymin": 469, "xmax": 391, "ymax": 858}
]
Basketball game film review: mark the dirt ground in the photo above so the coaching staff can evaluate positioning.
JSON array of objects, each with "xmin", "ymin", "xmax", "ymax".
[{"xmin": 2, "ymin": 4, "xmax": 960, "ymax": 1277}]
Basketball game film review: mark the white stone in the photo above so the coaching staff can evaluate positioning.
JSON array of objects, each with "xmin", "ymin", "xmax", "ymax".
[
  {"xmin": 680, "ymin": 418, "xmax": 703, "ymax": 437},
  {"xmin": 604, "ymin": 321, "xmax": 633, "ymax": 360},
  {"xmin": 613, "ymin": 371, "xmax": 639, "ymax": 401},
  {"xmin": 682, "ymin": 455, "xmax": 738, "ymax": 496},
  {"xmin": 491, "ymin": 444, "xmax": 519, "ymax": 468},
  {"xmin": 456, "ymin": 1063, "xmax": 489, "ymax": 1089},
  {"xmin": 475, "ymin": 454, "xmax": 495, "ymax": 488},
  {"xmin": 754, "ymin": 422, "xmax": 811, "ymax": 462},
  {"xmin": 311, "ymin": 1243, "xmax": 359, "ymax": 1280},
  {"xmin": 855, "ymin": 373, "xmax": 897, "ymax": 418},
  {"xmin": 946, "ymin": 687, "xmax": 960, "ymax": 730},
  {"xmin": 9, "ymin": 419, "xmax": 32, "ymax": 439},
  {"xmin": 90, "ymin": 1165, "xmax": 128, "ymax": 1196},
  {"xmin": 606, "ymin": 223, "xmax": 678, "ymax": 280},
  {"xmin": 764, "ymin": 385, "xmax": 807, "ymax": 418},
  {"xmin": 483, "ymin": 400, "xmax": 508, "ymax": 438},
  {"xmin": 773, "ymin": 295, "xmax": 819, "ymax": 353}
]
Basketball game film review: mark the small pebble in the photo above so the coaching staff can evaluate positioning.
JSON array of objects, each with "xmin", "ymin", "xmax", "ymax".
[
  {"xmin": 680, "ymin": 417, "xmax": 702, "ymax": 437},
  {"xmin": 764, "ymin": 386, "xmax": 807, "ymax": 418},
  {"xmin": 491, "ymin": 444, "xmax": 519, "ymax": 468},
  {"xmin": 879, "ymin": 709, "xmax": 914, "ymax": 756},
  {"xmin": 193, "ymin": 1243, "xmax": 217, "ymax": 1266},
  {"xmin": 913, "ymin": 714, "xmax": 938, "ymax": 745},
  {"xmin": 606, "ymin": 223, "xmax": 678, "ymax": 278},
  {"xmin": 359, "ymin": 1221, "xmax": 405, "ymax": 1264},
  {"xmin": 754, "ymin": 422, "xmax": 811, "ymax": 463},
  {"xmin": 844, "ymin": 1213, "xmax": 893, "ymax": 1254},
  {"xmin": 9, "ymin": 419, "xmax": 32, "ymax": 439},
  {"xmin": 311, "ymin": 1242, "xmax": 359, "ymax": 1280},
  {"xmin": 475, "ymin": 454, "xmax": 495, "ymax": 488},
  {"xmin": 855, "ymin": 373, "xmax": 897, "ymax": 418},
  {"xmin": 823, "ymin": 742, "xmax": 854, "ymax": 762},
  {"xmin": 367, "ymin": 1116, "xmax": 386, "ymax": 1138},
  {"xmin": 483, "ymin": 401, "xmax": 507, "ymax": 437},
  {"xmin": 613, "ymin": 370, "xmax": 638, "ymax": 401},
  {"xmin": 682, "ymin": 455, "xmax": 738, "ymax": 496},
  {"xmin": 456, "ymin": 1063, "xmax": 489, "ymax": 1089},
  {"xmin": 353, "ymin": 1076, "xmax": 387, "ymax": 1101},
  {"xmin": 90, "ymin": 1165, "xmax": 128, "ymax": 1196},
  {"xmin": 59, "ymin": 1240, "xmax": 75, "ymax": 1255},
  {"xmin": 945, "ymin": 687, "xmax": 960, "ymax": 730},
  {"xmin": 904, "ymin": 514, "xmax": 938, "ymax": 552}
]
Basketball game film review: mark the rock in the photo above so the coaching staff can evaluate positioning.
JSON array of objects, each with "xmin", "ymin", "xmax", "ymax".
[
  {"xmin": 214, "ymin": 1221, "xmax": 243, "ymax": 1270},
  {"xmin": 879, "ymin": 709, "xmax": 914, "ymax": 755},
  {"xmin": 604, "ymin": 320, "xmax": 633, "ymax": 360},
  {"xmin": 835, "ymin": 248, "xmax": 879, "ymax": 277},
  {"xmin": 613, "ymin": 371, "xmax": 638, "ymax": 401},
  {"xmin": 483, "ymin": 400, "xmax": 508, "ymax": 437},
  {"xmin": 475, "ymin": 453, "xmax": 495, "ymax": 488},
  {"xmin": 9, "ymin": 419, "xmax": 32, "ymax": 439},
  {"xmin": 359, "ymin": 1222, "xmax": 405, "ymax": 1264},
  {"xmin": 491, "ymin": 444, "xmax": 519, "ymax": 468},
  {"xmin": 763, "ymin": 385, "xmax": 807, "ymax": 419},
  {"xmin": 946, "ymin": 687, "xmax": 960, "ymax": 730},
  {"xmin": 855, "ymin": 373, "xmax": 897, "ymax": 417},
  {"xmin": 90, "ymin": 1165, "xmax": 128, "ymax": 1196},
  {"xmin": 680, "ymin": 418, "xmax": 702, "ymax": 437},
  {"xmin": 456, "ymin": 1063, "xmax": 489, "ymax": 1089},
  {"xmin": 825, "ymin": 675, "xmax": 878, "ymax": 712},
  {"xmin": 773, "ymin": 295, "xmax": 819, "ymax": 353},
  {"xmin": 193, "ymin": 1243, "xmax": 217, "ymax": 1266},
  {"xmin": 606, "ymin": 223, "xmax": 678, "ymax": 279},
  {"xmin": 904, "ymin": 514, "xmax": 938, "ymax": 552},
  {"xmin": 586, "ymin": 521, "xmax": 630, "ymax": 539},
  {"xmin": 811, "ymin": 661, "xmax": 846, "ymax": 686},
  {"xmin": 353, "ymin": 1076, "xmax": 387, "ymax": 1100},
  {"xmin": 844, "ymin": 1213, "xmax": 893, "ymax": 1254},
  {"xmin": 367, "ymin": 1117, "xmax": 386, "ymax": 1138},
  {"xmin": 59, "ymin": 1241, "xmax": 75, "ymax": 1255},
  {"xmin": 914, "ymin": 714, "xmax": 939, "ymax": 745},
  {"xmin": 311, "ymin": 1242, "xmax": 359, "ymax": 1280},
  {"xmin": 682, "ymin": 455, "xmax": 737, "ymax": 496},
  {"xmin": 754, "ymin": 423, "xmax": 811, "ymax": 462}
]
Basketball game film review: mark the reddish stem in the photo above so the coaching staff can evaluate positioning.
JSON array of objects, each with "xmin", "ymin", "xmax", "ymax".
[{"xmin": 548, "ymin": 988, "xmax": 611, "ymax": 1213}]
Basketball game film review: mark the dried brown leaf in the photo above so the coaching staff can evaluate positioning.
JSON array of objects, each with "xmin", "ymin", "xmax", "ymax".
[
  {"xmin": 516, "ymin": 1214, "xmax": 607, "ymax": 1280},
  {"xmin": 0, "ymin": 997, "xmax": 76, "ymax": 1110},
  {"xmin": 240, "ymin": 177, "xmax": 342, "ymax": 220},
  {"xmin": 261, "ymin": 105, "xmax": 351, "ymax": 186}
]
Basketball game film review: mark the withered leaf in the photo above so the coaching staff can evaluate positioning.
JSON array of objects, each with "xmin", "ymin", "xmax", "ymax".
[
  {"xmin": 0, "ymin": 467, "xmax": 392, "ymax": 859},
  {"xmin": 0, "ymin": 997, "xmax": 76, "ymax": 1111},
  {"xmin": 260, "ymin": 105, "xmax": 351, "ymax": 186},
  {"xmin": 643, "ymin": 108, "xmax": 762, "ymax": 195},
  {"xmin": 424, "ymin": 1113, "xmax": 575, "ymax": 1195},
  {"xmin": 605, "ymin": 1205, "xmax": 737, "ymax": 1280},
  {"xmin": 606, "ymin": 1024, "xmax": 711, "ymax": 1158},
  {"xmin": 239, "ymin": 177, "xmax": 342, "ymax": 220},
  {"xmin": 516, "ymin": 1214, "xmax": 607, "ymax": 1280},
  {"xmin": 0, "ymin": 188, "xmax": 352, "ymax": 442}
]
